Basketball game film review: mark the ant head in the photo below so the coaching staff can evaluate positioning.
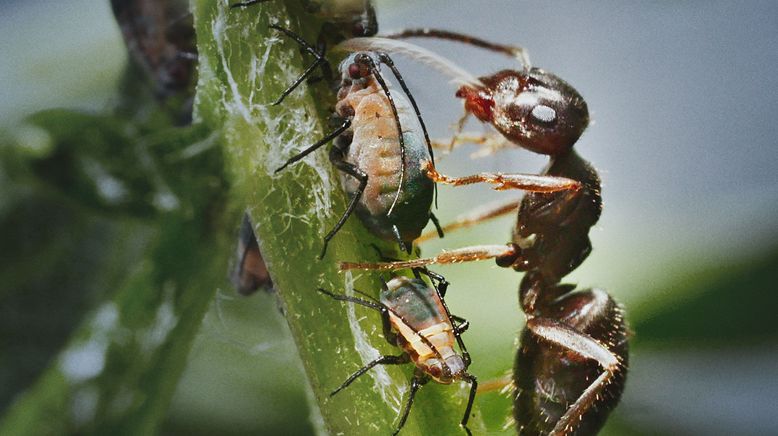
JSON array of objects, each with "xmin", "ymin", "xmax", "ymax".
[{"xmin": 457, "ymin": 68, "xmax": 589, "ymax": 156}]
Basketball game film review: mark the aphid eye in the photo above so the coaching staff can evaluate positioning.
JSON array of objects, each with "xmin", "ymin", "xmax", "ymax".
[
  {"xmin": 530, "ymin": 104, "xmax": 557, "ymax": 125},
  {"xmin": 348, "ymin": 63, "xmax": 362, "ymax": 79}
]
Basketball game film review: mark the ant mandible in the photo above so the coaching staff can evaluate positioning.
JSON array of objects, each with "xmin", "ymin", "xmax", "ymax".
[{"xmin": 339, "ymin": 31, "xmax": 629, "ymax": 436}]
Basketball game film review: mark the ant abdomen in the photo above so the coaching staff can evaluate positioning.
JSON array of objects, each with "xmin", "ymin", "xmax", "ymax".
[{"xmin": 514, "ymin": 288, "xmax": 628, "ymax": 436}]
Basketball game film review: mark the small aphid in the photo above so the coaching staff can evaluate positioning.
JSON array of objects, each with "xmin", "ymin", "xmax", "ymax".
[
  {"xmin": 319, "ymin": 270, "xmax": 476, "ymax": 435},
  {"xmin": 339, "ymin": 31, "xmax": 629, "ymax": 435}
]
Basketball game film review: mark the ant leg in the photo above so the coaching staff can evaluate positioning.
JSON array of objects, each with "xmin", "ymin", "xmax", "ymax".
[
  {"xmin": 460, "ymin": 373, "xmax": 478, "ymax": 436},
  {"xmin": 423, "ymin": 161, "xmax": 582, "ymax": 193},
  {"xmin": 394, "ymin": 373, "xmax": 429, "ymax": 435},
  {"xmin": 383, "ymin": 28, "xmax": 531, "ymax": 69},
  {"xmin": 431, "ymin": 131, "xmax": 512, "ymax": 158},
  {"xmin": 525, "ymin": 317, "xmax": 623, "ymax": 436},
  {"xmin": 476, "ymin": 374, "xmax": 513, "ymax": 394},
  {"xmin": 416, "ymin": 198, "xmax": 520, "ymax": 243},
  {"xmin": 339, "ymin": 244, "xmax": 517, "ymax": 271},
  {"xmin": 323, "ymin": 143, "xmax": 367, "ymax": 259},
  {"xmin": 275, "ymin": 118, "xmax": 351, "ymax": 173},
  {"xmin": 268, "ymin": 24, "xmax": 330, "ymax": 105},
  {"xmin": 446, "ymin": 111, "xmax": 470, "ymax": 152},
  {"xmin": 331, "ymin": 354, "xmax": 410, "ymax": 396}
]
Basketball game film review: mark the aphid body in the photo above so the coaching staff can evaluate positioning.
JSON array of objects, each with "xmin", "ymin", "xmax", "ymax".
[
  {"xmin": 319, "ymin": 272, "xmax": 476, "ymax": 435},
  {"xmin": 333, "ymin": 52, "xmax": 434, "ymax": 244},
  {"xmin": 380, "ymin": 276, "xmax": 465, "ymax": 382}
]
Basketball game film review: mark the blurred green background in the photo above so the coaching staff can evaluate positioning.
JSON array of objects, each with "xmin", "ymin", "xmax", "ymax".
[{"xmin": 1, "ymin": 0, "xmax": 777, "ymax": 435}]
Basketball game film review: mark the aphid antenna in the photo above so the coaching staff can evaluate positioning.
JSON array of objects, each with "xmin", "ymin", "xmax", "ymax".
[{"xmin": 335, "ymin": 37, "xmax": 484, "ymax": 88}]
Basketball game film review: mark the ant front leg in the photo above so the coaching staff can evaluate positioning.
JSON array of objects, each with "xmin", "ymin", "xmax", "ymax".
[
  {"xmin": 430, "ymin": 131, "xmax": 513, "ymax": 158},
  {"xmin": 423, "ymin": 161, "xmax": 581, "ymax": 193},
  {"xmin": 339, "ymin": 244, "xmax": 518, "ymax": 272}
]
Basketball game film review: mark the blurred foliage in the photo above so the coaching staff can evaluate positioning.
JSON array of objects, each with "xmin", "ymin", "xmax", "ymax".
[
  {"xmin": 633, "ymin": 246, "xmax": 778, "ymax": 348},
  {"xmin": 0, "ymin": 32, "xmax": 229, "ymax": 433}
]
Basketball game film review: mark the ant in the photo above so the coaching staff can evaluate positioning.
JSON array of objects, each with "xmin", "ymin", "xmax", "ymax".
[
  {"xmin": 253, "ymin": 24, "xmax": 443, "ymax": 259},
  {"xmin": 339, "ymin": 32, "xmax": 629, "ymax": 435},
  {"xmin": 318, "ymin": 268, "xmax": 477, "ymax": 435}
]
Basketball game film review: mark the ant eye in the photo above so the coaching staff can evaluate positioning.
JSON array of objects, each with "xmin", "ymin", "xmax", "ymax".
[
  {"xmin": 531, "ymin": 104, "xmax": 557, "ymax": 124},
  {"xmin": 352, "ymin": 23, "xmax": 365, "ymax": 36}
]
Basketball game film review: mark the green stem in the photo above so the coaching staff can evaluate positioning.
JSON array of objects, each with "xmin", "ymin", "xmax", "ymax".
[{"xmin": 192, "ymin": 1, "xmax": 484, "ymax": 434}]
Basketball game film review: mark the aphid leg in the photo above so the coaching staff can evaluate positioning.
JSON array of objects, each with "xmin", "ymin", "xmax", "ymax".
[
  {"xmin": 275, "ymin": 118, "xmax": 351, "ymax": 173},
  {"xmin": 423, "ymin": 161, "xmax": 582, "ymax": 193},
  {"xmin": 331, "ymin": 354, "xmax": 410, "ymax": 397},
  {"xmin": 525, "ymin": 317, "xmax": 623, "ymax": 436},
  {"xmin": 390, "ymin": 225, "xmax": 410, "ymax": 254},
  {"xmin": 339, "ymin": 244, "xmax": 517, "ymax": 271},
  {"xmin": 376, "ymin": 51, "xmax": 439, "ymax": 207},
  {"xmin": 383, "ymin": 28, "xmax": 531, "ymax": 69},
  {"xmin": 229, "ymin": 0, "xmax": 271, "ymax": 8},
  {"xmin": 428, "ymin": 212, "xmax": 445, "ymax": 239},
  {"xmin": 318, "ymin": 286, "xmax": 397, "ymax": 345},
  {"xmin": 450, "ymin": 315, "xmax": 469, "ymax": 334},
  {"xmin": 322, "ymin": 142, "xmax": 368, "ymax": 259},
  {"xmin": 460, "ymin": 372, "xmax": 478, "ymax": 436},
  {"xmin": 416, "ymin": 198, "xmax": 520, "ymax": 243},
  {"xmin": 394, "ymin": 372, "xmax": 429, "ymax": 435},
  {"xmin": 357, "ymin": 55, "xmax": 406, "ymax": 217},
  {"xmin": 268, "ymin": 24, "xmax": 330, "ymax": 105}
]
